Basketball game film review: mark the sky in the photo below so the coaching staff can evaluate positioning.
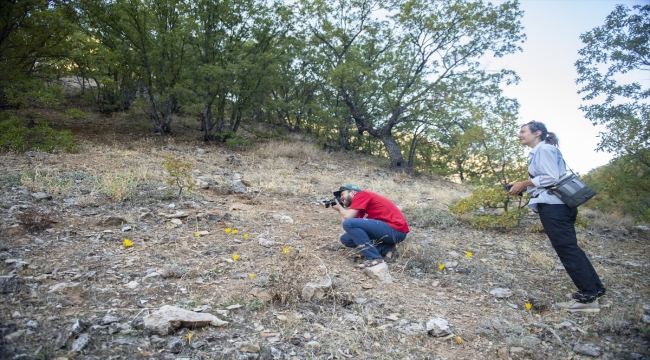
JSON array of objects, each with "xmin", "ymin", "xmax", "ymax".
[{"xmin": 488, "ymin": 0, "xmax": 645, "ymax": 174}]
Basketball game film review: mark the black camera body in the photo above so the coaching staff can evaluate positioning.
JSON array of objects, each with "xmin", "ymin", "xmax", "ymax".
[
  {"xmin": 324, "ymin": 197, "xmax": 342, "ymax": 208},
  {"xmin": 504, "ymin": 184, "xmax": 523, "ymax": 197}
]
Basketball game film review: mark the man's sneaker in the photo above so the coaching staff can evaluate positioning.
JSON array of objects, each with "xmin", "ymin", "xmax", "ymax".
[
  {"xmin": 597, "ymin": 295, "xmax": 611, "ymax": 308},
  {"xmin": 556, "ymin": 299, "xmax": 600, "ymax": 313}
]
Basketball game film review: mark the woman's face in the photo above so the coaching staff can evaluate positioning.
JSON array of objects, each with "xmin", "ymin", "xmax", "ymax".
[{"xmin": 518, "ymin": 125, "xmax": 541, "ymax": 148}]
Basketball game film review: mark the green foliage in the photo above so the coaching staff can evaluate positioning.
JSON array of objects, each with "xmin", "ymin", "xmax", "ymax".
[
  {"xmin": 162, "ymin": 155, "xmax": 195, "ymax": 198},
  {"xmin": 225, "ymin": 133, "xmax": 255, "ymax": 150},
  {"xmin": 449, "ymin": 185, "xmax": 529, "ymax": 229},
  {"xmin": 583, "ymin": 153, "xmax": 650, "ymax": 223},
  {"xmin": 0, "ymin": 115, "xmax": 77, "ymax": 153},
  {"xmin": 576, "ymin": 4, "xmax": 649, "ymax": 159}
]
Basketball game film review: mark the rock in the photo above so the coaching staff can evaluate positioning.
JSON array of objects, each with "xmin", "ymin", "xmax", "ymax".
[
  {"xmin": 25, "ymin": 320, "xmax": 38, "ymax": 328},
  {"xmin": 259, "ymin": 237, "xmax": 277, "ymax": 247},
  {"xmin": 99, "ymin": 216, "xmax": 128, "ymax": 226},
  {"xmin": 489, "ymin": 288, "xmax": 513, "ymax": 299},
  {"xmin": 0, "ymin": 276, "xmax": 25, "ymax": 294},
  {"xmin": 362, "ymin": 262, "xmax": 393, "ymax": 284},
  {"xmin": 70, "ymin": 333, "xmax": 90, "ymax": 352},
  {"xmin": 48, "ymin": 282, "xmax": 80, "ymax": 293},
  {"xmin": 143, "ymin": 305, "xmax": 228, "ymax": 335},
  {"xmin": 4, "ymin": 330, "xmax": 25, "ymax": 343},
  {"xmin": 139, "ymin": 212, "xmax": 155, "ymax": 220},
  {"xmin": 168, "ymin": 337, "xmax": 184, "ymax": 353},
  {"xmin": 226, "ymin": 304, "xmax": 243, "ymax": 310},
  {"xmin": 395, "ymin": 322, "xmax": 426, "ymax": 336},
  {"xmin": 633, "ymin": 225, "xmax": 649, "ymax": 231},
  {"xmin": 426, "ymin": 317, "xmax": 451, "ymax": 337},
  {"xmin": 554, "ymin": 321, "xmax": 573, "ymax": 329},
  {"xmin": 279, "ymin": 215, "xmax": 294, "ymax": 223},
  {"xmin": 497, "ymin": 347, "xmax": 509, "ymax": 359},
  {"xmin": 121, "ymin": 225, "xmax": 132, "ymax": 231},
  {"xmin": 170, "ymin": 218, "xmax": 183, "ymax": 225},
  {"xmin": 235, "ymin": 341, "xmax": 261, "ymax": 353},
  {"xmin": 125, "ymin": 280, "xmax": 139, "ymax": 289},
  {"xmin": 160, "ymin": 211, "xmax": 190, "ymax": 219},
  {"xmin": 444, "ymin": 261, "xmax": 458, "ymax": 268},
  {"xmin": 573, "ymin": 343, "xmax": 601, "ymax": 357},
  {"xmin": 195, "ymin": 179, "xmax": 210, "ymax": 189},
  {"xmin": 344, "ymin": 314, "xmax": 363, "ymax": 323},
  {"xmin": 510, "ymin": 347, "xmax": 525, "ymax": 354},
  {"xmin": 302, "ymin": 277, "xmax": 332, "ymax": 300},
  {"xmin": 101, "ymin": 315, "xmax": 120, "ymax": 325},
  {"xmin": 54, "ymin": 320, "xmax": 85, "ymax": 349},
  {"xmin": 31, "ymin": 192, "xmax": 53, "ymax": 200},
  {"xmin": 643, "ymin": 313, "xmax": 650, "ymax": 324}
]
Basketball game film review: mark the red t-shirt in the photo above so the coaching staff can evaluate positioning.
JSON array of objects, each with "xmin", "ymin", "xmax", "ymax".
[{"xmin": 349, "ymin": 191, "xmax": 410, "ymax": 233}]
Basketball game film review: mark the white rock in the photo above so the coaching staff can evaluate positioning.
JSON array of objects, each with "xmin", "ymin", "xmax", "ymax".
[
  {"xmin": 362, "ymin": 262, "xmax": 393, "ymax": 284},
  {"xmin": 302, "ymin": 277, "xmax": 332, "ymax": 300},
  {"xmin": 125, "ymin": 281, "xmax": 139, "ymax": 289},
  {"xmin": 71, "ymin": 333, "xmax": 90, "ymax": 352},
  {"xmin": 573, "ymin": 343, "xmax": 601, "ymax": 357},
  {"xmin": 258, "ymin": 238, "xmax": 277, "ymax": 247},
  {"xmin": 489, "ymin": 288, "xmax": 513, "ymax": 299},
  {"xmin": 101, "ymin": 315, "xmax": 120, "ymax": 325},
  {"xmin": 443, "ymin": 261, "xmax": 458, "ymax": 269},
  {"xmin": 143, "ymin": 305, "xmax": 228, "ymax": 335},
  {"xmin": 48, "ymin": 282, "xmax": 80, "ymax": 293},
  {"xmin": 226, "ymin": 304, "xmax": 243, "ymax": 310},
  {"xmin": 426, "ymin": 317, "xmax": 451, "ymax": 337},
  {"xmin": 170, "ymin": 218, "xmax": 183, "ymax": 225},
  {"xmin": 279, "ymin": 215, "xmax": 294, "ymax": 223}
]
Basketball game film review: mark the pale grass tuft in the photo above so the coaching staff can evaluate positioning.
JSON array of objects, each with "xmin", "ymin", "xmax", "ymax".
[
  {"xmin": 20, "ymin": 169, "xmax": 72, "ymax": 195},
  {"xmin": 527, "ymin": 250, "xmax": 555, "ymax": 270},
  {"xmin": 97, "ymin": 170, "xmax": 139, "ymax": 202},
  {"xmin": 579, "ymin": 208, "xmax": 635, "ymax": 228}
]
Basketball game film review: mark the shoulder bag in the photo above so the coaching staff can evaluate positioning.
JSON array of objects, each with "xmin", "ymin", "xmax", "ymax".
[{"xmin": 548, "ymin": 169, "xmax": 596, "ymax": 208}]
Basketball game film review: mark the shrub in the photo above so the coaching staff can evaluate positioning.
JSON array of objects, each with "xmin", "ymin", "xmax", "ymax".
[
  {"xmin": 449, "ymin": 185, "xmax": 528, "ymax": 230},
  {"xmin": 162, "ymin": 154, "xmax": 195, "ymax": 198},
  {"xmin": 0, "ymin": 115, "xmax": 77, "ymax": 153}
]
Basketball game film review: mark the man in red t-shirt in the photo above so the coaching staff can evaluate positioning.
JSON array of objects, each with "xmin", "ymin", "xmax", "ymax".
[{"xmin": 330, "ymin": 184, "xmax": 410, "ymax": 269}]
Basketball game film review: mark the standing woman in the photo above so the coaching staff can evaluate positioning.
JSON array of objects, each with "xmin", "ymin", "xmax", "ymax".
[{"xmin": 508, "ymin": 121, "xmax": 605, "ymax": 312}]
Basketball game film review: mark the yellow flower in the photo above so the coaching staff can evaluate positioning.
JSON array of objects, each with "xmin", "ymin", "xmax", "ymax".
[
  {"xmin": 233, "ymin": 254, "xmax": 239, "ymax": 261},
  {"xmin": 438, "ymin": 264, "xmax": 445, "ymax": 271},
  {"xmin": 225, "ymin": 228, "xmax": 231, "ymax": 233},
  {"xmin": 231, "ymin": 229, "xmax": 238, "ymax": 235},
  {"xmin": 183, "ymin": 333, "xmax": 194, "ymax": 342},
  {"xmin": 465, "ymin": 251, "xmax": 472, "ymax": 259},
  {"xmin": 282, "ymin": 247, "xmax": 290, "ymax": 254},
  {"xmin": 123, "ymin": 239, "xmax": 132, "ymax": 247},
  {"xmin": 194, "ymin": 232, "xmax": 200, "ymax": 237},
  {"xmin": 243, "ymin": 233, "xmax": 249, "ymax": 239},
  {"xmin": 456, "ymin": 336, "xmax": 463, "ymax": 344},
  {"xmin": 525, "ymin": 302, "xmax": 532, "ymax": 310},
  {"xmin": 249, "ymin": 274, "xmax": 255, "ymax": 279}
]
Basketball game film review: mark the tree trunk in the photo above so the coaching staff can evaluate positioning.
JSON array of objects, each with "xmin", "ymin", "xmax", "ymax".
[{"xmin": 378, "ymin": 129, "xmax": 409, "ymax": 170}]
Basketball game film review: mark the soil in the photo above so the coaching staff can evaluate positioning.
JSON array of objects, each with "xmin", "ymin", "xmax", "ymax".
[{"xmin": 0, "ymin": 106, "xmax": 649, "ymax": 360}]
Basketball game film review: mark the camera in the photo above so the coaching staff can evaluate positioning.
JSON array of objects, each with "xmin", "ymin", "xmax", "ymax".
[
  {"xmin": 504, "ymin": 184, "xmax": 523, "ymax": 196},
  {"xmin": 323, "ymin": 197, "xmax": 342, "ymax": 208}
]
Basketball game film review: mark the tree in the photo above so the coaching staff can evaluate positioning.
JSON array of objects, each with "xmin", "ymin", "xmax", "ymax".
[
  {"xmin": 0, "ymin": 0, "xmax": 76, "ymax": 107},
  {"xmin": 576, "ymin": 4, "xmax": 649, "ymax": 222},
  {"xmin": 301, "ymin": 0, "xmax": 524, "ymax": 170},
  {"xmin": 575, "ymin": 4, "xmax": 649, "ymax": 161},
  {"xmin": 79, "ymin": 0, "xmax": 190, "ymax": 134}
]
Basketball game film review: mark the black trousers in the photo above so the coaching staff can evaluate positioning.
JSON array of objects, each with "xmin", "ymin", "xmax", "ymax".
[{"xmin": 538, "ymin": 203, "xmax": 605, "ymax": 303}]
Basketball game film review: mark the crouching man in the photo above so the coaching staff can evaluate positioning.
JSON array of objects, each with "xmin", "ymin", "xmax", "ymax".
[{"xmin": 330, "ymin": 184, "xmax": 409, "ymax": 269}]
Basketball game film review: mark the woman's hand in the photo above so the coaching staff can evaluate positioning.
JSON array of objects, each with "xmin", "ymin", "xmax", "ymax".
[{"xmin": 507, "ymin": 181, "xmax": 532, "ymax": 196}]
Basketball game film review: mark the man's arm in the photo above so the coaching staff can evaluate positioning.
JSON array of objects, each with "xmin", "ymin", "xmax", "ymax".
[{"xmin": 332, "ymin": 202, "xmax": 359, "ymax": 221}]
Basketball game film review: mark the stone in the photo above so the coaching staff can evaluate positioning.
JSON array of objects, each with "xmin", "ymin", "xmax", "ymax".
[
  {"xmin": 226, "ymin": 304, "xmax": 243, "ymax": 310},
  {"xmin": 573, "ymin": 343, "xmax": 601, "ymax": 357},
  {"xmin": 139, "ymin": 212, "xmax": 155, "ymax": 220},
  {"xmin": 497, "ymin": 347, "xmax": 509, "ymax": 359},
  {"xmin": 249, "ymin": 287, "xmax": 272, "ymax": 302},
  {"xmin": 125, "ymin": 281, "xmax": 139, "ymax": 289},
  {"xmin": 444, "ymin": 261, "xmax": 458, "ymax": 269},
  {"xmin": 362, "ymin": 262, "xmax": 393, "ymax": 284},
  {"xmin": 100, "ymin": 315, "xmax": 119, "ymax": 325},
  {"xmin": 426, "ymin": 317, "xmax": 451, "ymax": 337},
  {"xmin": 344, "ymin": 314, "xmax": 363, "ymax": 323},
  {"xmin": 160, "ymin": 211, "xmax": 190, "ymax": 219},
  {"xmin": 302, "ymin": 277, "xmax": 332, "ymax": 300},
  {"xmin": 395, "ymin": 322, "xmax": 426, "ymax": 336},
  {"xmin": 71, "ymin": 333, "xmax": 90, "ymax": 352},
  {"xmin": 167, "ymin": 337, "xmax": 184, "ymax": 353},
  {"xmin": 48, "ymin": 282, "xmax": 80, "ymax": 293},
  {"xmin": 121, "ymin": 225, "xmax": 132, "ymax": 232},
  {"xmin": 31, "ymin": 192, "xmax": 53, "ymax": 200},
  {"xmin": 279, "ymin": 215, "xmax": 294, "ymax": 223},
  {"xmin": 25, "ymin": 320, "xmax": 38, "ymax": 328},
  {"xmin": 510, "ymin": 347, "xmax": 525, "ymax": 353},
  {"xmin": 235, "ymin": 341, "xmax": 261, "ymax": 353},
  {"xmin": 4, "ymin": 330, "xmax": 26, "ymax": 343},
  {"xmin": 489, "ymin": 288, "xmax": 513, "ymax": 299},
  {"xmin": 99, "ymin": 216, "xmax": 128, "ymax": 226},
  {"xmin": 143, "ymin": 305, "xmax": 228, "ymax": 335},
  {"xmin": 170, "ymin": 218, "xmax": 183, "ymax": 225},
  {"xmin": 258, "ymin": 237, "xmax": 277, "ymax": 247},
  {"xmin": 306, "ymin": 341, "xmax": 321, "ymax": 349}
]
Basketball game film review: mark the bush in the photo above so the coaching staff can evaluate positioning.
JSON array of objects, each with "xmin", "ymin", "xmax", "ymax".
[
  {"xmin": 449, "ymin": 185, "xmax": 528, "ymax": 230},
  {"xmin": 0, "ymin": 115, "xmax": 76, "ymax": 153}
]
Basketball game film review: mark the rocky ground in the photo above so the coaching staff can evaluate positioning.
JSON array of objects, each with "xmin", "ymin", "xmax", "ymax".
[{"xmin": 0, "ymin": 112, "xmax": 649, "ymax": 360}]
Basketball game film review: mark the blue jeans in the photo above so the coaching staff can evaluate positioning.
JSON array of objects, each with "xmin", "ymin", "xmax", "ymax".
[{"xmin": 340, "ymin": 218, "xmax": 408, "ymax": 260}]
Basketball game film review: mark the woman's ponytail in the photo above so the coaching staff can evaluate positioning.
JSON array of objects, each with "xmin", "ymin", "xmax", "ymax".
[{"xmin": 525, "ymin": 121, "xmax": 559, "ymax": 147}]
